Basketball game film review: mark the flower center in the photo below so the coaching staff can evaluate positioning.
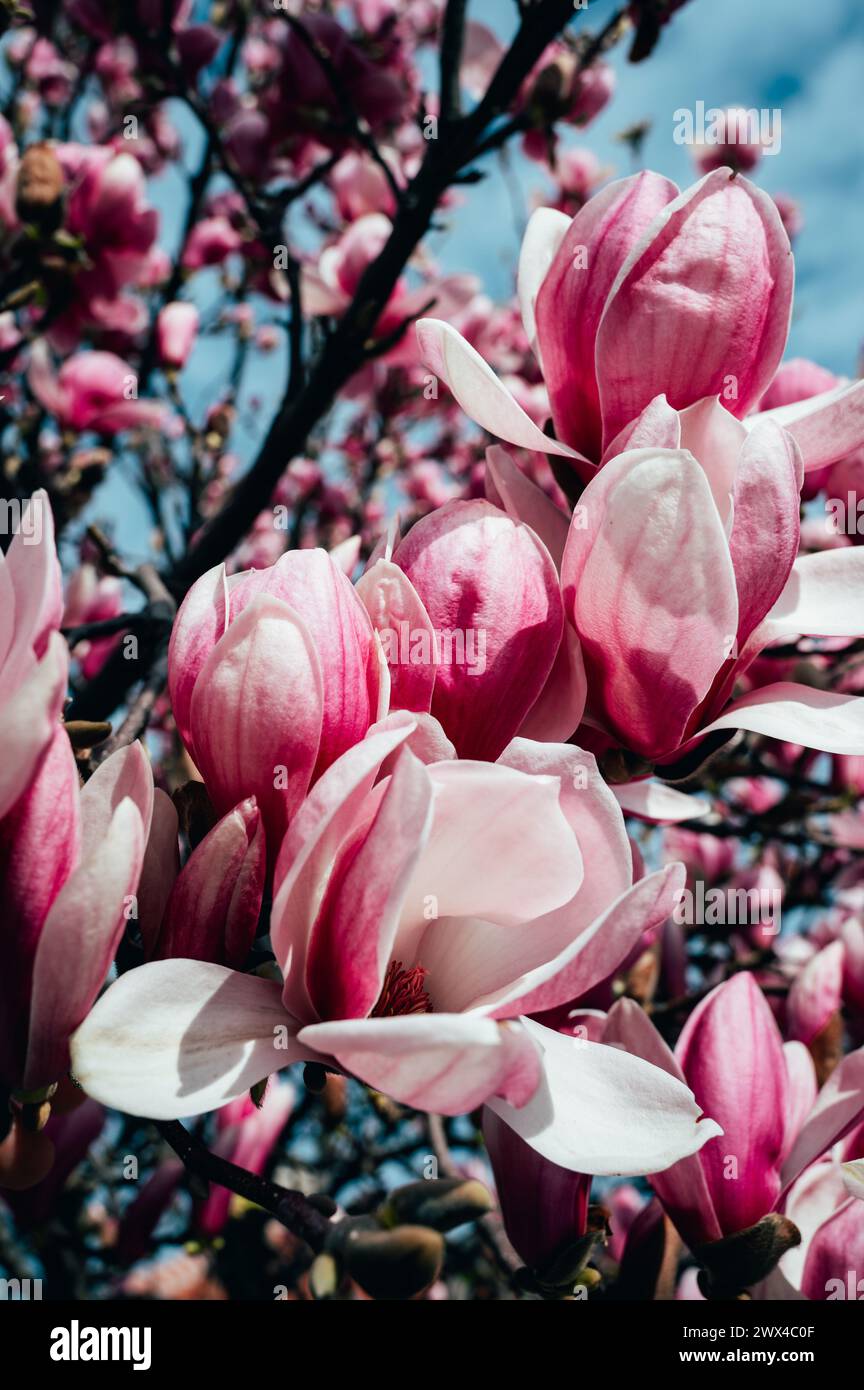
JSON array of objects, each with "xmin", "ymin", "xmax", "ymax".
[{"xmin": 371, "ymin": 960, "xmax": 433, "ymax": 1018}]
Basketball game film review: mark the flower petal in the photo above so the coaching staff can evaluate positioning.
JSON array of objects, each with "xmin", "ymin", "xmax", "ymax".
[
  {"xmin": 415, "ymin": 318, "xmax": 584, "ymax": 458},
  {"xmin": 70, "ymin": 960, "xmax": 301, "ymax": 1119},
  {"xmin": 487, "ymin": 1016, "xmax": 722, "ymax": 1177}
]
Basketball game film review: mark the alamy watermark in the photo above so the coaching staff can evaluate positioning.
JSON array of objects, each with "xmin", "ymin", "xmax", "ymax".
[{"xmin": 673, "ymin": 102, "xmax": 782, "ymax": 157}]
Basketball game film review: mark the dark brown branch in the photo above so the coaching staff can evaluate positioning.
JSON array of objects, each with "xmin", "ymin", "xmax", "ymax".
[{"xmin": 155, "ymin": 1119, "xmax": 332, "ymax": 1252}]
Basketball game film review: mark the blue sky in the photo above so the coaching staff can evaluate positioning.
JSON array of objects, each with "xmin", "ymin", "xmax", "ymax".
[{"xmin": 456, "ymin": 0, "xmax": 864, "ymax": 374}]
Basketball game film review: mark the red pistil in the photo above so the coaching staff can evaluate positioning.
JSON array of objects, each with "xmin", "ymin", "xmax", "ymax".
[{"xmin": 371, "ymin": 960, "xmax": 433, "ymax": 1018}]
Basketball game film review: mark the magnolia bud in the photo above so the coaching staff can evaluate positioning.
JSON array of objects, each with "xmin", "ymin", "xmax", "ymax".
[
  {"xmin": 342, "ymin": 1224, "xmax": 445, "ymax": 1301},
  {"xmin": 695, "ymin": 1213, "xmax": 801, "ymax": 1299},
  {"xmin": 378, "ymin": 1178, "xmax": 492, "ymax": 1233}
]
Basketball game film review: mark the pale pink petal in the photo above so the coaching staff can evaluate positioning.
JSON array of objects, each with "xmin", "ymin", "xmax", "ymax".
[
  {"xmin": 781, "ymin": 1047, "xmax": 864, "ymax": 1192},
  {"xmin": 678, "ymin": 395, "xmax": 747, "ymax": 526},
  {"xmin": 299, "ymin": 1014, "xmax": 541, "ymax": 1114},
  {"xmin": 787, "ymin": 941, "xmax": 845, "ymax": 1047},
  {"xmin": 727, "ymin": 418, "xmax": 802, "ymax": 648},
  {"xmin": 517, "ymin": 207, "xmax": 571, "ymax": 359},
  {"xmin": 0, "ymin": 631, "xmax": 68, "ymax": 821},
  {"xmin": 516, "ymin": 623, "xmax": 586, "ymax": 743},
  {"xmin": 484, "ymin": 444, "xmax": 570, "ymax": 570},
  {"xmin": 700, "ymin": 683, "xmax": 864, "ymax": 756},
  {"xmin": 597, "ymin": 170, "xmax": 793, "ymax": 452},
  {"xmin": 415, "ymin": 318, "xmax": 584, "ymax": 458},
  {"xmin": 305, "ymin": 750, "xmax": 433, "ymax": 1021},
  {"xmin": 80, "ymin": 740, "xmax": 154, "ymax": 854},
  {"xmin": 355, "ymin": 558, "xmax": 437, "ymax": 713},
  {"xmin": 613, "ymin": 780, "xmax": 711, "ymax": 823},
  {"xmin": 752, "ymin": 378, "xmax": 864, "ymax": 473},
  {"xmin": 535, "ymin": 172, "xmax": 679, "ymax": 458},
  {"xmin": 562, "ymin": 448, "xmax": 738, "ymax": 759},
  {"xmin": 167, "ymin": 562, "xmax": 229, "ymax": 754},
  {"xmin": 758, "ymin": 548, "xmax": 864, "ymax": 644},
  {"xmin": 600, "ymin": 393, "xmax": 680, "ymax": 465},
  {"xmin": 782, "ymin": 1041, "xmax": 818, "ymax": 1162},
  {"xmin": 25, "ymin": 798, "xmax": 145, "ymax": 1089}
]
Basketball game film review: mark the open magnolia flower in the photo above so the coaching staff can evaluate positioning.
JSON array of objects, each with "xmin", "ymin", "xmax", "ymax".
[
  {"xmin": 484, "ymin": 403, "xmax": 864, "ymax": 766},
  {"xmin": 71, "ymin": 714, "xmax": 721, "ymax": 1176},
  {"xmin": 605, "ymin": 979, "xmax": 864, "ymax": 1250},
  {"xmin": 418, "ymin": 166, "xmax": 864, "ymax": 481}
]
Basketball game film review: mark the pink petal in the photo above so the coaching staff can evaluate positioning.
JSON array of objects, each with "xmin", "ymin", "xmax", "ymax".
[
  {"xmin": 137, "ymin": 788, "xmax": 180, "ymax": 958},
  {"xmin": 597, "ymin": 169, "xmax": 793, "ymax": 452},
  {"xmin": 305, "ymin": 750, "xmax": 433, "ymax": 1021},
  {"xmin": 271, "ymin": 714, "xmax": 418, "ymax": 1022},
  {"xmin": 535, "ymin": 172, "xmax": 679, "ymax": 459},
  {"xmin": 355, "ymin": 558, "xmax": 437, "ymax": 714},
  {"xmin": 415, "ymin": 318, "xmax": 585, "ymax": 459},
  {"xmin": 613, "ymin": 780, "xmax": 711, "ymax": 823},
  {"xmin": 25, "ymin": 798, "xmax": 145, "ymax": 1089},
  {"xmin": 189, "ymin": 594, "xmax": 323, "ymax": 855},
  {"xmin": 517, "ymin": 207, "xmax": 571, "ymax": 358},
  {"xmin": 676, "ymin": 974, "xmax": 788, "ymax": 1235},
  {"xmin": 603, "ymin": 998, "xmax": 722, "ymax": 1246},
  {"xmin": 298, "ymin": 1013, "xmax": 541, "ymax": 1114},
  {"xmin": 156, "ymin": 798, "xmax": 266, "ymax": 969},
  {"xmin": 393, "ymin": 499, "xmax": 564, "ymax": 759},
  {"xmin": 562, "ymin": 448, "xmax": 738, "ymax": 759},
  {"xmin": 782, "ymin": 1041, "xmax": 818, "ymax": 1162}
]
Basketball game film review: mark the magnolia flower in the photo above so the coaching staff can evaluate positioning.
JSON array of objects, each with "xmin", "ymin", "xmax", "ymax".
[
  {"xmin": 156, "ymin": 301, "xmax": 199, "ymax": 369},
  {"xmin": 486, "ymin": 405, "xmax": 864, "ymax": 764},
  {"xmin": 357, "ymin": 499, "xmax": 574, "ymax": 758},
  {"xmin": 71, "ymin": 715, "xmax": 719, "ymax": 1176},
  {"xmin": 755, "ymin": 1151, "xmax": 864, "ymax": 1299},
  {"xmin": 0, "ymin": 491, "xmax": 66, "ymax": 822},
  {"xmin": 417, "ymin": 168, "xmax": 864, "ymax": 481},
  {"xmin": 0, "ymin": 740, "xmax": 152, "ymax": 1092},
  {"xmin": 605, "ymin": 979, "xmax": 864, "ymax": 1250},
  {"xmin": 167, "ymin": 548, "xmax": 386, "ymax": 856},
  {"xmin": 28, "ymin": 342, "xmax": 167, "ymax": 434}
]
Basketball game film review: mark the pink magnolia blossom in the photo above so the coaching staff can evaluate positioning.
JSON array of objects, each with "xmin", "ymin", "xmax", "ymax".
[
  {"xmin": 356, "ymin": 500, "xmax": 570, "ymax": 759},
  {"xmin": 755, "ymin": 1154, "xmax": 864, "ymax": 1299},
  {"xmin": 485, "ymin": 399, "xmax": 864, "ymax": 763},
  {"xmin": 70, "ymin": 715, "xmax": 718, "ymax": 1177},
  {"xmin": 0, "ymin": 492, "xmax": 66, "ymax": 823},
  {"xmin": 156, "ymin": 301, "xmax": 199, "ymax": 369},
  {"xmin": 417, "ymin": 168, "xmax": 864, "ymax": 480},
  {"xmin": 167, "ymin": 549, "xmax": 385, "ymax": 856},
  {"xmin": 606, "ymin": 981, "xmax": 864, "ymax": 1252},
  {"xmin": 483, "ymin": 1108, "xmax": 590, "ymax": 1271},
  {"xmin": 147, "ymin": 795, "xmax": 265, "ymax": 969},
  {"xmin": 28, "ymin": 342, "xmax": 168, "ymax": 434},
  {"xmin": 0, "ymin": 739, "xmax": 152, "ymax": 1092}
]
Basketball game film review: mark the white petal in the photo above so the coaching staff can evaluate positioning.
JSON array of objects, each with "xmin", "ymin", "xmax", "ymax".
[
  {"xmin": 487, "ymin": 1017, "xmax": 722, "ymax": 1176},
  {"xmin": 700, "ymin": 683, "xmax": 864, "ymax": 755},
  {"xmin": 70, "ymin": 960, "xmax": 300, "ymax": 1120}
]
